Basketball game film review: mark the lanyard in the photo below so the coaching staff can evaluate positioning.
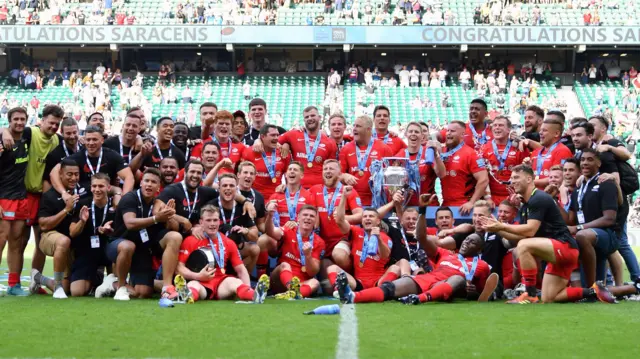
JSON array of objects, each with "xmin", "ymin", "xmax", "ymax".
[
  {"xmin": 205, "ymin": 232, "xmax": 225, "ymax": 271},
  {"xmin": 91, "ymin": 199, "xmax": 109, "ymax": 234},
  {"xmin": 491, "ymin": 140, "xmax": 512, "ymax": 170},
  {"xmin": 212, "ymin": 135, "xmax": 232, "ymax": 156},
  {"xmin": 400, "ymin": 228, "xmax": 418, "ymax": 259},
  {"xmin": 304, "ymin": 130, "xmax": 322, "ymax": 165},
  {"xmin": 284, "ymin": 187, "xmax": 300, "ymax": 221},
  {"xmin": 119, "ymin": 136, "xmax": 133, "ymax": 165},
  {"xmin": 85, "ymin": 149, "xmax": 103, "ymax": 176},
  {"xmin": 535, "ymin": 141, "xmax": 559, "ymax": 176},
  {"xmin": 237, "ymin": 188, "xmax": 256, "ymax": 203},
  {"xmin": 577, "ymin": 173, "xmax": 599, "ymax": 211},
  {"xmin": 136, "ymin": 189, "xmax": 153, "ymax": 218},
  {"xmin": 155, "ymin": 143, "xmax": 172, "ymax": 160},
  {"xmin": 355, "ymin": 138, "xmax": 374, "ymax": 171},
  {"xmin": 469, "ymin": 123, "xmax": 487, "ymax": 145},
  {"xmin": 218, "ymin": 197, "xmax": 236, "ymax": 232},
  {"xmin": 440, "ymin": 142, "xmax": 463, "ymax": 162},
  {"xmin": 405, "ymin": 146, "xmax": 424, "ymax": 164},
  {"xmin": 261, "ymin": 150, "xmax": 277, "ymax": 180},
  {"xmin": 63, "ymin": 142, "xmax": 78, "ymax": 157},
  {"xmin": 323, "ymin": 183, "xmax": 342, "ymax": 217},
  {"xmin": 181, "ymin": 182, "xmax": 199, "ymax": 220},
  {"xmin": 297, "ymin": 230, "xmax": 314, "ymax": 267},
  {"xmin": 458, "ymin": 254, "xmax": 479, "ymax": 281}
]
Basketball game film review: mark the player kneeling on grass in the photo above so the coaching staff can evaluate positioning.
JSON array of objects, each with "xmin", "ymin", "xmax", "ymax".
[
  {"xmin": 336, "ymin": 194, "xmax": 498, "ymax": 304},
  {"xmin": 265, "ymin": 202, "xmax": 326, "ymax": 299},
  {"xmin": 176, "ymin": 204, "xmax": 269, "ymax": 303}
]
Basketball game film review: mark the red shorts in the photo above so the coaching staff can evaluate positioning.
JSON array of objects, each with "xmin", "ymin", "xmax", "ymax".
[
  {"xmin": 411, "ymin": 270, "xmax": 453, "ymax": 293},
  {"xmin": 0, "ymin": 198, "xmax": 30, "ymax": 221},
  {"xmin": 356, "ymin": 277, "xmax": 379, "ymax": 291},
  {"xmin": 544, "ymin": 239, "xmax": 579, "ymax": 281},
  {"xmin": 24, "ymin": 192, "xmax": 41, "ymax": 226},
  {"xmin": 200, "ymin": 274, "xmax": 232, "ymax": 300},
  {"xmin": 502, "ymin": 250, "xmax": 515, "ymax": 289}
]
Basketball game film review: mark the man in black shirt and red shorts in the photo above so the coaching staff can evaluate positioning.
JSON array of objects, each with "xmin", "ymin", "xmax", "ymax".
[{"xmin": 479, "ymin": 164, "xmax": 616, "ymax": 304}]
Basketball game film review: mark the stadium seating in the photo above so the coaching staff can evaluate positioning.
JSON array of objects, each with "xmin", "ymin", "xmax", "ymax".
[
  {"xmin": 574, "ymin": 80, "xmax": 624, "ymax": 116},
  {"xmin": 0, "ymin": 78, "xmax": 74, "ymax": 127},
  {"xmin": 343, "ymin": 80, "xmax": 559, "ymax": 126}
]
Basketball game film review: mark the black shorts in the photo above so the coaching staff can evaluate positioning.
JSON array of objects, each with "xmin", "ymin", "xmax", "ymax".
[{"xmin": 70, "ymin": 250, "xmax": 111, "ymax": 283}]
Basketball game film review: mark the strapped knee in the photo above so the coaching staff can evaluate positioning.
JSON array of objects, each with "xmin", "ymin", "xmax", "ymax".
[{"xmin": 380, "ymin": 281, "xmax": 396, "ymax": 301}]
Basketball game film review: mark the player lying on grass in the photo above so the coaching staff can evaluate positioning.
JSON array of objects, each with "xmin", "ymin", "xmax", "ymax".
[
  {"xmin": 265, "ymin": 203, "xmax": 326, "ymax": 299},
  {"xmin": 335, "ymin": 193, "xmax": 500, "ymax": 304},
  {"xmin": 175, "ymin": 204, "xmax": 269, "ymax": 303}
]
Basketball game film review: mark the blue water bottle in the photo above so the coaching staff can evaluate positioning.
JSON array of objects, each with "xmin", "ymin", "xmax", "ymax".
[
  {"xmin": 425, "ymin": 147, "xmax": 435, "ymax": 165},
  {"xmin": 303, "ymin": 304, "xmax": 340, "ymax": 315}
]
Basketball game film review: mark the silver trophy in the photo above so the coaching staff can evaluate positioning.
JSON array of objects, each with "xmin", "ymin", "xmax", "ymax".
[{"xmin": 382, "ymin": 157, "xmax": 412, "ymax": 227}]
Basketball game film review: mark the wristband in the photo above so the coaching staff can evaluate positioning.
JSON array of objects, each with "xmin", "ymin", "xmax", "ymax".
[
  {"xmin": 153, "ymin": 216, "xmax": 157, "ymax": 224},
  {"xmin": 419, "ymin": 206, "xmax": 427, "ymax": 216}
]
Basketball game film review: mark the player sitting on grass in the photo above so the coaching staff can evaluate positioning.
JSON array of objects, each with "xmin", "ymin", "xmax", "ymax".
[
  {"xmin": 265, "ymin": 203, "xmax": 326, "ymax": 299},
  {"xmin": 176, "ymin": 204, "xmax": 269, "ymax": 303},
  {"xmin": 336, "ymin": 194, "xmax": 498, "ymax": 304}
]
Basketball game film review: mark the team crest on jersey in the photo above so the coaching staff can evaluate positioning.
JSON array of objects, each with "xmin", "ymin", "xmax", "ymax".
[
  {"xmin": 371, "ymin": 151, "xmax": 378, "ymax": 156},
  {"xmin": 319, "ymin": 143, "xmax": 326, "ymax": 149},
  {"xmin": 449, "ymin": 170, "xmax": 457, "ymax": 177},
  {"xmin": 79, "ymin": 187, "xmax": 86, "ymax": 194},
  {"xmin": 509, "ymin": 151, "xmax": 516, "ymax": 155},
  {"xmin": 232, "ymin": 148, "xmax": 239, "ymax": 153},
  {"xmin": 453, "ymin": 155, "xmax": 460, "ymax": 160},
  {"xmin": 420, "ymin": 175, "xmax": 426, "ymax": 181},
  {"xmin": 315, "ymin": 156, "xmax": 323, "ymax": 163},
  {"xmin": 592, "ymin": 185, "xmax": 599, "ymax": 192}
]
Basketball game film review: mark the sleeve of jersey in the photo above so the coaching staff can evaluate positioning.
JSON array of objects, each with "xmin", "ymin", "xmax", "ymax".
[
  {"xmin": 178, "ymin": 237, "xmax": 196, "ymax": 263},
  {"xmin": 226, "ymin": 239, "xmax": 244, "ymax": 267},
  {"xmin": 190, "ymin": 143, "xmax": 203, "ymax": 159},
  {"xmin": 468, "ymin": 150, "xmax": 486, "ymax": 173},
  {"xmin": 156, "ymin": 186, "xmax": 173, "ymax": 204},
  {"xmin": 114, "ymin": 152, "xmax": 127, "ymax": 172},
  {"xmin": 553, "ymin": 147, "xmax": 573, "ymax": 165},
  {"xmin": 569, "ymin": 190, "xmax": 578, "ymax": 213},
  {"xmin": 348, "ymin": 190, "xmax": 363, "ymax": 210},
  {"xmin": 395, "ymin": 137, "xmax": 407, "ymax": 151},
  {"xmin": 278, "ymin": 130, "xmax": 291, "ymax": 146},
  {"xmin": 600, "ymin": 182, "xmax": 619, "ymax": 212},
  {"xmin": 526, "ymin": 194, "xmax": 547, "ymax": 221},
  {"xmin": 119, "ymin": 194, "xmax": 139, "ymax": 215},
  {"xmin": 339, "ymin": 146, "xmax": 349, "ymax": 173}
]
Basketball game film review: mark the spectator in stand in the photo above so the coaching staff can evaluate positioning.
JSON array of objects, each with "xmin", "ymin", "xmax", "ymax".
[
  {"xmin": 0, "ymin": 4, "xmax": 7, "ymax": 25},
  {"xmin": 459, "ymin": 67, "xmax": 471, "ymax": 91},
  {"xmin": 409, "ymin": 66, "xmax": 420, "ymax": 87},
  {"xmin": 399, "ymin": 66, "xmax": 410, "ymax": 88}
]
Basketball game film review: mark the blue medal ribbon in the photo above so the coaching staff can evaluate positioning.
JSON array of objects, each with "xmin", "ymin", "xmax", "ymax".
[
  {"xmin": 211, "ymin": 135, "xmax": 232, "ymax": 156},
  {"xmin": 205, "ymin": 232, "xmax": 225, "ymax": 271},
  {"xmin": 369, "ymin": 159, "xmax": 384, "ymax": 209},
  {"xmin": 304, "ymin": 130, "xmax": 322, "ymax": 165},
  {"xmin": 372, "ymin": 129, "xmax": 390, "ymax": 144},
  {"xmin": 261, "ymin": 150, "xmax": 277, "ymax": 181},
  {"xmin": 355, "ymin": 138, "xmax": 375, "ymax": 172},
  {"xmin": 491, "ymin": 139, "xmax": 512, "ymax": 171},
  {"xmin": 404, "ymin": 150, "xmax": 422, "ymax": 197},
  {"xmin": 284, "ymin": 187, "xmax": 301, "ymax": 221},
  {"xmin": 323, "ymin": 183, "xmax": 342, "ymax": 217},
  {"xmin": 469, "ymin": 123, "xmax": 488, "ymax": 145},
  {"xmin": 440, "ymin": 142, "xmax": 464, "ymax": 162},
  {"xmin": 535, "ymin": 141, "xmax": 560, "ymax": 177},
  {"xmin": 458, "ymin": 254, "xmax": 479, "ymax": 281},
  {"xmin": 360, "ymin": 232, "xmax": 379, "ymax": 266},
  {"xmin": 297, "ymin": 230, "xmax": 314, "ymax": 267}
]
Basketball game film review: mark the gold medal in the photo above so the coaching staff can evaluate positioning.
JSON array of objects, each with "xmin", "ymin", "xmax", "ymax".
[
  {"xmin": 307, "ymin": 162, "xmax": 313, "ymax": 168},
  {"xmin": 301, "ymin": 266, "xmax": 307, "ymax": 272},
  {"xmin": 358, "ymin": 170, "xmax": 364, "ymax": 176},
  {"xmin": 271, "ymin": 178, "xmax": 277, "ymax": 183},
  {"xmin": 358, "ymin": 261, "xmax": 364, "ymax": 268},
  {"xmin": 221, "ymin": 268, "xmax": 226, "ymax": 274}
]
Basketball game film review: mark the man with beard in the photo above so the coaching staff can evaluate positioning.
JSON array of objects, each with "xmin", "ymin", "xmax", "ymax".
[
  {"xmin": 396, "ymin": 121, "xmax": 444, "ymax": 207},
  {"xmin": 530, "ymin": 119, "xmax": 573, "ymax": 190},
  {"xmin": 387, "ymin": 208, "xmax": 426, "ymax": 276},
  {"xmin": 0, "ymin": 108, "xmax": 31, "ymax": 296},
  {"xmin": 437, "ymin": 99, "xmax": 493, "ymax": 152},
  {"xmin": 178, "ymin": 142, "xmax": 228, "ymax": 185},
  {"xmin": 479, "ymin": 165, "xmax": 616, "ymax": 304},
  {"xmin": 104, "ymin": 113, "xmax": 142, "ymax": 170},
  {"xmin": 159, "ymin": 157, "xmax": 179, "ymax": 192},
  {"xmin": 339, "ymin": 115, "xmax": 393, "ymax": 207},
  {"xmin": 68, "ymin": 173, "xmax": 115, "ymax": 297},
  {"xmin": 328, "ymin": 114, "xmax": 350, "ymax": 160},
  {"xmin": 50, "ymin": 126, "xmax": 134, "ymax": 197},
  {"xmin": 87, "ymin": 112, "xmax": 106, "ymax": 137},
  {"xmin": 265, "ymin": 203, "xmax": 326, "ymax": 299},
  {"xmin": 33, "ymin": 159, "xmax": 87, "ymax": 299},
  {"xmin": 521, "ymin": 105, "xmax": 544, "ymax": 143},
  {"xmin": 241, "ymin": 124, "xmax": 290, "ymax": 201},
  {"xmin": 236, "ymin": 161, "xmax": 266, "ymax": 232},
  {"xmin": 103, "ymin": 168, "xmax": 181, "ymax": 301},
  {"xmin": 43, "ymin": 118, "xmax": 81, "ymax": 192},
  {"xmin": 279, "ymin": 106, "xmax": 337, "ymax": 189},
  {"xmin": 216, "ymin": 174, "xmax": 260, "ymax": 272},
  {"xmin": 371, "ymin": 105, "xmax": 407, "ymax": 154},
  {"xmin": 143, "ymin": 117, "xmax": 186, "ymax": 170},
  {"xmin": 335, "ymin": 194, "xmax": 496, "ymax": 304},
  {"xmin": 439, "ymin": 121, "xmax": 488, "ymax": 215},
  {"xmin": 197, "ymin": 111, "xmax": 246, "ymax": 173},
  {"xmin": 481, "ymin": 116, "xmax": 529, "ymax": 206},
  {"xmin": 242, "ymin": 98, "xmax": 286, "ymax": 146}
]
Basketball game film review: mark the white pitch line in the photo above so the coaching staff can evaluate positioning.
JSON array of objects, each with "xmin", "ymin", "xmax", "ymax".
[{"xmin": 335, "ymin": 304, "xmax": 359, "ymax": 359}]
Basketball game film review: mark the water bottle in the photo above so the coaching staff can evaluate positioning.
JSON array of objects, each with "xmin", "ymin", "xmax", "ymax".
[
  {"xmin": 303, "ymin": 304, "xmax": 340, "ymax": 315},
  {"xmin": 425, "ymin": 147, "xmax": 435, "ymax": 165},
  {"xmin": 159, "ymin": 298, "xmax": 175, "ymax": 308}
]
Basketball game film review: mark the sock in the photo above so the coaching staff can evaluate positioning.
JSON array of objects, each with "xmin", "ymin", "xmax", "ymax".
[
  {"xmin": 520, "ymin": 268, "xmax": 538, "ymax": 296},
  {"xmin": 565, "ymin": 287, "xmax": 586, "ymax": 302},
  {"xmin": 8, "ymin": 272, "xmax": 19, "ymax": 287},
  {"xmin": 236, "ymin": 284, "xmax": 254, "ymax": 301},
  {"xmin": 353, "ymin": 287, "xmax": 385, "ymax": 303},
  {"xmin": 378, "ymin": 272, "xmax": 399, "ymax": 285},
  {"xmin": 53, "ymin": 272, "xmax": 64, "ymax": 289},
  {"xmin": 328, "ymin": 272, "xmax": 338, "ymax": 286},
  {"xmin": 300, "ymin": 284, "xmax": 313, "ymax": 298},
  {"xmin": 256, "ymin": 251, "xmax": 269, "ymax": 277},
  {"xmin": 279, "ymin": 269, "xmax": 294, "ymax": 289},
  {"xmin": 189, "ymin": 287, "xmax": 200, "ymax": 301},
  {"xmin": 418, "ymin": 292, "xmax": 431, "ymax": 303},
  {"xmin": 426, "ymin": 282, "xmax": 454, "ymax": 302}
]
